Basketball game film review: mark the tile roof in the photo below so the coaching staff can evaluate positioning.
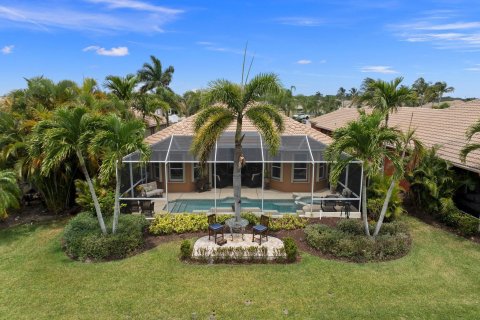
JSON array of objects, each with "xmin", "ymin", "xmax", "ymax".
[
  {"xmin": 310, "ymin": 101, "xmax": 480, "ymax": 173},
  {"xmin": 144, "ymin": 112, "xmax": 332, "ymax": 146}
]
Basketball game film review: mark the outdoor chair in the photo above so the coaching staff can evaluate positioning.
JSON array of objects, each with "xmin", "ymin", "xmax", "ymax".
[
  {"xmin": 140, "ymin": 200, "xmax": 154, "ymax": 216},
  {"xmin": 252, "ymin": 215, "xmax": 269, "ymax": 245},
  {"xmin": 321, "ymin": 195, "xmax": 337, "ymax": 212},
  {"xmin": 207, "ymin": 214, "xmax": 225, "ymax": 244},
  {"xmin": 215, "ymin": 174, "xmax": 229, "ymax": 189},
  {"xmin": 248, "ymin": 172, "xmax": 262, "ymax": 188}
]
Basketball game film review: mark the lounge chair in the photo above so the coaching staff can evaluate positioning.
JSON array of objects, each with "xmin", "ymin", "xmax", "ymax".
[
  {"xmin": 321, "ymin": 195, "xmax": 337, "ymax": 212},
  {"xmin": 138, "ymin": 181, "xmax": 163, "ymax": 198},
  {"xmin": 140, "ymin": 200, "xmax": 154, "ymax": 216},
  {"xmin": 252, "ymin": 215, "xmax": 269, "ymax": 245}
]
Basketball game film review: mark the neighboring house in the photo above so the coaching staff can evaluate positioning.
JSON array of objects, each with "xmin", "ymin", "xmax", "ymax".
[
  {"xmin": 310, "ymin": 101, "xmax": 480, "ymax": 216},
  {"xmin": 120, "ymin": 112, "xmax": 363, "ymax": 217}
]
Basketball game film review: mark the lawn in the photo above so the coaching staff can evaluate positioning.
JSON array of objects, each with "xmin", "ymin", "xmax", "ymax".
[{"xmin": 0, "ymin": 217, "xmax": 479, "ymax": 319}]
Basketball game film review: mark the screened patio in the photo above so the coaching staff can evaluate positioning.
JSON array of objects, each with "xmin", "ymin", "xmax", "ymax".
[{"xmin": 119, "ymin": 132, "xmax": 363, "ymax": 218}]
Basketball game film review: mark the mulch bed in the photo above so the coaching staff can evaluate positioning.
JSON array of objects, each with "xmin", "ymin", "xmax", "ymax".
[{"xmin": 404, "ymin": 201, "xmax": 480, "ymax": 244}]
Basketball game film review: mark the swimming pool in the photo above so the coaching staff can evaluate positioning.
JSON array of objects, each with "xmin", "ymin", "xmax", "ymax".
[{"xmin": 166, "ymin": 197, "xmax": 303, "ymax": 213}]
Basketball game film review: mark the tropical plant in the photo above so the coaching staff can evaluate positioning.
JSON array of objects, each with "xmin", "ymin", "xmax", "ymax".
[
  {"xmin": 191, "ymin": 56, "xmax": 284, "ymax": 221},
  {"xmin": 75, "ymin": 178, "xmax": 115, "ymax": 216},
  {"xmin": 367, "ymin": 174, "xmax": 404, "ymax": 222},
  {"xmin": 460, "ymin": 119, "xmax": 480, "ymax": 163},
  {"xmin": 0, "ymin": 169, "xmax": 21, "ymax": 220},
  {"xmin": 90, "ymin": 114, "xmax": 150, "ymax": 233},
  {"xmin": 325, "ymin": 110, "xmax": 401, "ymax": 236},
  {"xmin": 137, "ymin": 55, "xmax": 174, "ymax": 94},
  {"xmin": 337, "ymin": 87, "xmax": 346, "ymax": 108},
  {"xmin": 104, "ymin": 74, "xmax": 138, "ymax": 102},
  {"xmin": 361, "ymin": 77, "xmax": 412, "ymax": 126},
  {"xmin": 433, "ymin": 81, "xmax": 454, "ymax": 105},
  {"xmin": 32, "ymin": 107, "xmax": 107, "ymax": 234}
]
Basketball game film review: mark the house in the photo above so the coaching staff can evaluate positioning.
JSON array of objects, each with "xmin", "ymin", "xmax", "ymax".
[
  {"xmin": 310, "ymin": 101, "xmax": 480, "ymax": 216},
  {"xmin": 120, "ymin": 112, "xmax": 363, "ymax": 218}
]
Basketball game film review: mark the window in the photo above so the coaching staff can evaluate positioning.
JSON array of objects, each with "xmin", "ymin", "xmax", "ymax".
[
  {"xmin": 293, "ymin": 163, "xmax": 308, "ymax": 182},
  {"xmin": 271, "ymin": 163, "xmax": 282, "ymax": 180},
  {"xmin": 169, "ymin": 163, "xmax": 184, "ymax": 182},
  {"xmin": 317, "ymin": 163, "xmax": 327, "ymax": 181}
]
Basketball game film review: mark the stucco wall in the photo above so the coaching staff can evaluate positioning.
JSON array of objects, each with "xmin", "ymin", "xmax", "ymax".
[{"xmin": 269, "ymin": 163, "xmax": 328, "ymax": 192}]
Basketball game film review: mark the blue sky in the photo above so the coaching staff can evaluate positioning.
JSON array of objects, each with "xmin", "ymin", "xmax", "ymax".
[{"xmin": 0, "ymin": 0, "xmax": 479, "ymax": 97}]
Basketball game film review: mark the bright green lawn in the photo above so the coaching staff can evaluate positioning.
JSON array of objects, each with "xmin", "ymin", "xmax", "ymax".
[{"xmin": 0, "ymin": 217, "xmax": 479, "ymax": 320}]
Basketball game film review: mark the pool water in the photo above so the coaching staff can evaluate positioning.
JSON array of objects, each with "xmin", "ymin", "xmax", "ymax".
[{"xmin": 166, "ymin": 197, "xmax": 302, "ymax": 213}]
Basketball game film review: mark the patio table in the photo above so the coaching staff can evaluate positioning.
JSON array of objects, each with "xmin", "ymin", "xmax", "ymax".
[{"xmin": 225, "ymin": 218, "xmax": 249, "ymax": 241}]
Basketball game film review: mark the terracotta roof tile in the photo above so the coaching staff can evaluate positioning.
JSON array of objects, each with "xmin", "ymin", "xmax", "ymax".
[{"xmin": 310, "ymin": 104, "xmax": 480, "ymax": 172}]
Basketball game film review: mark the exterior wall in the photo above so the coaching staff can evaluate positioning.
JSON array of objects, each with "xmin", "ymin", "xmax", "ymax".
[
  {"xmin": 269, "ymin": 163, "xmax": 328, "ymax": 193},
  {"xmin": 161, "ymin": 163, "xmax": 197, "ymax": 193}
]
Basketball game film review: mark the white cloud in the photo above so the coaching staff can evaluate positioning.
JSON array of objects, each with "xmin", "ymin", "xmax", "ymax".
[
  {"xmin": 1, "ymin": 45, "xmax": 14, "ymax": 54},
  {"xmin": 86, "ymin": 0, "xmax": 183, "ymax": 14},
  {"xmin": 0, "ymin": 2, "xmax": 182, "ymax": 34},
  {"xmin": 276, "ymin": 17, "xmax": 323, "ymax": 27},
  {"xmin": 83, "ymin": 45, "xmax": 129, "ymax": 56},
  {"xmin": 296, "ymin": 59, "xmax": 312, "ymax": 65},
  {"xmin": 360, "ymin": 66, "xmax": 398, "ymax": 74},
  {"xmin": 466, "ymin": 64, "xmax": 480, "ymax": 71},
  {"xmin": 391, "ymin": 11, "xmax": 480, "ymax": 50}
]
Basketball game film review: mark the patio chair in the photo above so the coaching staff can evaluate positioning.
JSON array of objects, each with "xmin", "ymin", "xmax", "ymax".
[
  {"xmin": 248, "ymin": 172, "xmax": 262, "ymax": 188},
  {"xmin": 252, "ymin": 215, "xmax": 269, "ymax": 245},
  {"xmin": 208, "ymin": 214, "xmax": 225, "ymax": 244},
  {"xmin": 140, "ymin": 200, "xmax": 154, "ymax": 216},
  {"xmin": 321, "ymin": 195, "xmax": 337, "ymax": 212},
  {"xmin": 215, "ymin": 174, "xmax": 229, "ymax": 189}
]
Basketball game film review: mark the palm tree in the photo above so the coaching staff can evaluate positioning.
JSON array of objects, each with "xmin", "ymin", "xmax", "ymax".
[
  {"xmin": 337, "ymin": 87, "xmax": 346, "ymax": 108},
  {"xmin": 433, "ymin": 81, "xmax": 454, "ymax": 105},
  {"xmin": 349, "ymin": 87, "xmax": 359, "ymax": 107},
  {"xmin": 34, "ymin": 107, "xmax": 107, "ymax": 234},
  {"xmin": 460, "ymin": 120, "xmax": 480, "ymax": 163},
  {"xmin": 325, "ymin": 110, "xmax": 401, "ymax": 236},
  {"xmin": 137, "ymin": 55, "xmax": 174, "ymax": 93},
  {"xmin": 361, "ymin": 77, "xmax": 412, "ymax": 127},
  {"xmin": 0, "ymin": 169, "xmax": 21, "ymax": 220},
  {"xmin": 91, "ymin": 115, "xmax": 150, "ymax": 233},
  {"xmin": 191, "ymin": 73, "xmax": 284, "ymax": 221},
  {"xmin": 104, "ymin": 74, "xmax": 138, "ymax": 102}
]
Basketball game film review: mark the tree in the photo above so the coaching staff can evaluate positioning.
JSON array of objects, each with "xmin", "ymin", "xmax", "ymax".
[
  {"xmin": 104, "ymin": 74, "xmax": 138, "ymax": 102},
  {"xmin": 191, "ymin": 71, "xmax": 284, "ymax": 222},
  {"xmin": 0, "ymin": 169, "xmax": 21, "ymax": 220},
  {"xmin": 460, "ymin": 119, "xmax": 480, "ymax": 164},
  {"xmin": 337, "ymin": 87, "xmax": 346, "ymax": 108},
  {"xmin": 91, "ymin": 115, "xmax": 150, "ymax": 233},
  {"xmin": 412, "ymin": 77, "xmax": 430, "ymax": 106},
  {"xmin": 325, "ymin": 110, "xmax": 401, "ymax": 236},
  {"xmin": 349, "ymin": 88, "xmax": 359, "ymax": 107},
  {"xmin": 34, "ymin": 107, "xmax": 107, "ymax": 234},
  {"xmin": 361, "ymin": 77, "xmax": 412, "ymax": 126},
  {"xmin": 267, "ymin": 87, "xmax": 296, "ymax": 116},
  {"xmin": 433, "ymin": 81, "xmax": 454, "ymax": 105},
  {"xmin": 183, "ymin": 90, "xmax": 206, "ymax": 116},
  {"xmin": 137, "ymin": 55, "xmax": 174, "ymax": 94}
]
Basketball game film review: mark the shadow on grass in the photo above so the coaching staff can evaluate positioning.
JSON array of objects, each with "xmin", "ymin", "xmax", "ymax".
[{"xmin": 0, "ymin": 218, "xmax": 68, "ymax": 247}]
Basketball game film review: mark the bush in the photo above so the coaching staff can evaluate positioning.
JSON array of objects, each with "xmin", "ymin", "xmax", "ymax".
[
  {"xmin": 180, "ymin": 240, "xmax": 193, "ymax": 260},
  {"xmin": 283, "ymin": 237, "xmax": 298, "ymax": 262},
  {"xmin": 269, "ymin": 215, "xmax": 308, "ymax": 231},
  {"xmin": 433, "ymin": 102, "xmax": 450, "ymax": 109},
  {"xmin": 438, "ymin": 198, "xmax": 479, "ymax": 236},
  {"xmin": 63, "ymin": 212, "xmax": 148, "ymax": 261},
  {"xmin": 367, "ymin": 174, "xmax": 404, "ymax": 221},
  {"xmin": 241, "ymin": 212, "xmax": 260, "ymax": 225},
  {"xmin": 305, "ymin": 221, "xmax": 411, "ymax": 262},
  {"xmin": 75, "ymin": 179, "xmax": 115, "ymax": 216}
]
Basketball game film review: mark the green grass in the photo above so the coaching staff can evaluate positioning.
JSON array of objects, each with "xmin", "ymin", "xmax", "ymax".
[{"xmin": 0, "ymin": 217, "xmax": 479, "ymax": 319}]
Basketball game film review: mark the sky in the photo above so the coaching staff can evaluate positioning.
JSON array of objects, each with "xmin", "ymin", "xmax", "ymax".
[{"xmin": 0, "ymin": 0, "xmax": 479, "ymax": 97}]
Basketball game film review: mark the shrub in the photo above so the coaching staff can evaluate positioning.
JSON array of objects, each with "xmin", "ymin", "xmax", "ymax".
[
  {"xmin": 241, "ymin": 212, "xmax": 260, "ymax": 225},
  {"xmin": 269, "ymin": 215, "xmax": 308, "ymax": 231},
  {"xmin": 75, "ymin": 179, "xmax": 115, "ymax": 216},
  {"xmin": 282, "ymin": 237, "xmax": 298, "ymax": 262},
  {"xmin": 367, "ymin": 174, "xmax": 404, "ymax": 221},
  {"xmin": 149, "ymin": 213, "xmax": 208, "ymax": 235},
  {"xmin": 305, "ymin": 221, "xmax": 411, "ymax": 262},
  {"xmin": 180, "ymin": 240, "xmax": 193, "ymax": 260},
  {"xmin": 433, "ymin": 102, "xmax": 450, "ymax": 109},
  {"xmin": 337, "ymin": 219, "xmax": 364, "ymax": 235},
  {"xmin": 63, "ymin": 212, "xmax": 148, "ymax": 261},
  {"xmin": 438, "ymin": 198, "xmax": 479, "ymax": 236}
]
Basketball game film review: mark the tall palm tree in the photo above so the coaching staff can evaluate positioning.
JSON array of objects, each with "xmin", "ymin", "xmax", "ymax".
[
  {"xmin": 337, "ymin": 87, "xmax": 346, "ymax": 108},
  {"xmin": 104, "ymin": 74, "xmax": 138, "ymax": 102},
  {"xmin": 191, "ymin": 73, "xmax": 284, "ymax": 221},
  {"xmin": 137, "ymin": 55, "xmax": 175, "ymax": 93},
  {"xmin": 91, "ymin": 115, "xmax": 150, "ymax": 233},
  {"xmin": 33, "ymin": 107, "xmax": 107, "ymax": 234},
  {"xmin": 0, "ymin": 169, "xmax": 21, "ymax": 220},
  {"xmin": 325, "ymin": 110, "xmax": 401, "ymax": 236},
  {"xmin": 361, "ymin": 77, "xmax": 412, "ymax": 127},
  {"xmin": 433, "ymin": 81, "xmax": 454, "ymax": 105},
  {"xmin": 349, "ymin": 87, "xmax": 359, "ymax": 107},
  {"xmin": 460, "ymin": 120, "xmax": 480, "ymax": 163}
]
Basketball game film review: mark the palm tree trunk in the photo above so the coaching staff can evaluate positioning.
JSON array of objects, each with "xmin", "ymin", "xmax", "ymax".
[
  {"xmin": 361, "ymin": 172, "xmax": 370, "ymax": 236},
  {"xmin": 373, "ymin": 179, "xmax": 395, "ymax": 236},
  {"xmin": 233, "ymin": 117, "xmax": 243, "ymax": 222},
  {"xmin": 76, "ymin": 150, "xmax": 107, "ymax": 234},
  {"xmin": 112, "ymin": 162, "xmax": 121, "ymax": 234}
]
